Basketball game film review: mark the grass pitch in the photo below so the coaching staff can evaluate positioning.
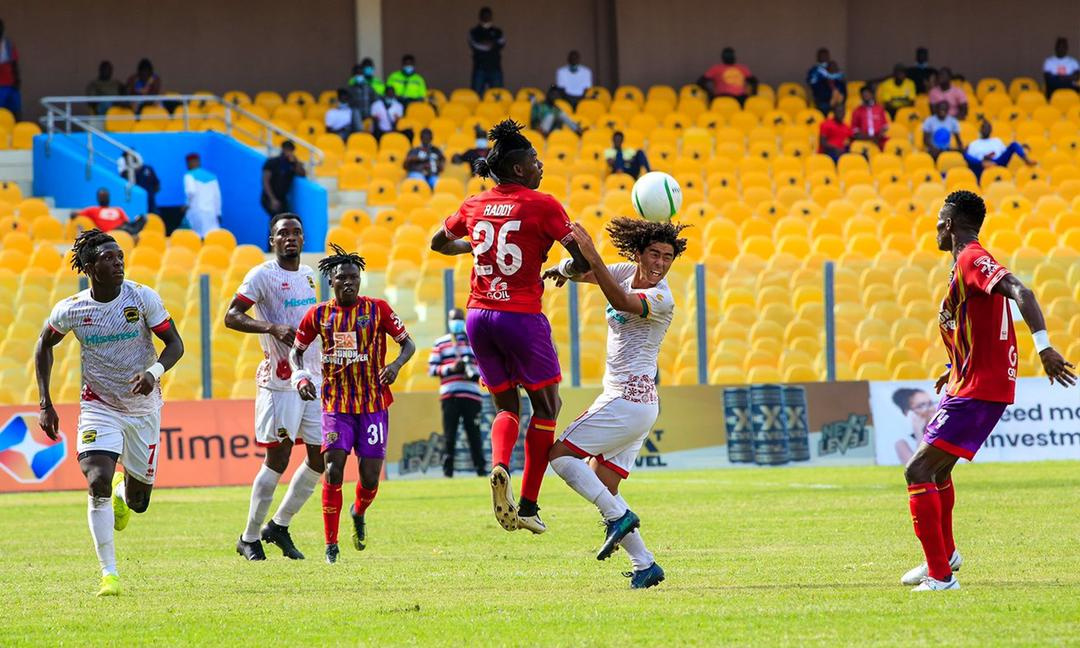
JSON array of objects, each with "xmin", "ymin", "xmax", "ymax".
[{"xmin": 2, "ymin": 462, "xmax": 1079, "ymax": 646}]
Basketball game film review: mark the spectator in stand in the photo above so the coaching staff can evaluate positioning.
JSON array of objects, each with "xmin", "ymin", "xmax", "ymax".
[
  {"xmin": 386, "ymin": 54, "xmax": 428, "ymax": 106},
  {"xmin": 1043, "ymin": 37, "xmax": 1080, "ymax": 98},
  {"xmin": 261, "ymin": 141, "xmax": 306, "ymax": 217},
  {"xmin": 701, "ymin": 47, "xmax": 757, "ymax": 105},
  {"xmin": 555, "ymin": 50, "xmax": 592, "ymax": 108},
  {"xmin": 906, "ymin": 47, "xmax": 937, "ymax": 94},
  {"xmin": 807, "ymin": 48, "xmax": 845, "ymax": 115},
  {"xmin": 117, "ymin": 151, "xmax": 161, "ymax": 215},
  {"xmin": 469, "ymin": 6, "xmax": 505, "ymax": 94},
  {"xmin": 403, "ymin": 128, "xmax": 445, "ymax": 189},
  {"xmin": 530, "ymin": 85, "xmax": 580, "ymax": 136},
  {"xmin": 346, "ymin": 58, "xmax": 384, "ymax": 129},
  {"xmin": 125, "ymin": 58, "xmax": 161, "ymax": 112},
  {"xmin": 604, "ymin": 131, "xmax": 651, "ymax": 178},
  {"xmin": 182, "ymin": 153, "xmax": 222, "ymax": 237},
  {"xmin": 324, "ymin": 88, "xmax": 354, "ymax": 139},
  {"xmin": 877, "ymin": 63, "xmax": 917, "ymax": 118},
  {"xmin": 451, "ymin": 124, "xmax": 490, "ymax": 167},
  {"xmin": 72, "ymin": 188, "xmax": 136, "ymax": 234},
  {"xmin": 964, "ymin": 120, "xmax": 1035, "ymax": 179},
  {"xmin": 370, "ymin": 86, "xmax": 408, "ymax": 141},
  {"xmin": 86, "ymin": 60, "xmax": 125, "ymax": 115},
  {"xmin": 818, "ymin": 105, "xmax": 852, "ymax": 162},
  {"xmin": 429, "ymin": 308, "xmax": 487, "ymax": 478},
  {"xmin": 927, "ymin": 67, "xmax": 968, "ymax": 119},
  {"xmin": 922, "ymin": 102, "xmax": 963, "ymax": 159},
  {"xmin": 0, "ymin": 19, "xmax": 21, "ymax": 120},
  {"xmin": 850, "ymin": 85, "xmax": 889, "ymax": 150}
]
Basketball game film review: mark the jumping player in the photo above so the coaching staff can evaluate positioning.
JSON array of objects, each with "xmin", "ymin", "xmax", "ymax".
[
  {"xmin": 34, "ymin": 229, "xmax": 184, "ymax": 596},
  {"xmin": 543, "ymin": 218, "xmax": 684, "ymax": 589},
  {"xmin": 430, "ymin": 119, "xmax": 590, "ymax": 534},
  {"xmin": 226, "ymin": 213, "xmax": 324, "ymax": 561},
  {"xmin": 288, "ymin": 245, "xmax": 415, "ymax": 564},
  {"xmin": 902, "ymin": 190, "xmax": 1075, "ymax": 591}
]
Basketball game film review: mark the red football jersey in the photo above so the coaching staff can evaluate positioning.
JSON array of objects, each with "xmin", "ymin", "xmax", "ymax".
[
  {"xmin": 938, "ymin": 242, "xmax": 1017, "ymax": 403},
  {"xmin": 443, "ymin": 184, "xmax": 574, "ymax": 314}
]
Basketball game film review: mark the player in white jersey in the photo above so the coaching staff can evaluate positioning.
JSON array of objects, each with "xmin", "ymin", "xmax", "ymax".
[
  {"xmin": 35, "ymin": 229, "xmax": 185, "ymax": 596},
  {"xmin": 225, "ymin": 214, "xmax": 325, "ymax": 561},
  {"xmin": 543, "ymin": 217, "xmax": 686, "ymax": 590}
]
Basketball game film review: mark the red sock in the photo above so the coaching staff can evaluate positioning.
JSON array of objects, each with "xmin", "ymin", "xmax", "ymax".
[
  {"xmin": 490, "ymin": 411, "xmax": 520, "ymax": 468},
  {"xmin": 355, "ymin": 483, "xmax": 378, "ymax": 516},
  {"xmin": 938, "ymin": 479, "xmax": 955, "ymax": 556},
  {"xmin": 908, "ymin": 482, "xmax": 951, "ymax": 581},
  {"xmin": 520, "ymin": 418, "xmax": 556, "ymax": 502},
  {"xmin": 322, "ymin": 481, "xmax": 342, "ymax": 545}
]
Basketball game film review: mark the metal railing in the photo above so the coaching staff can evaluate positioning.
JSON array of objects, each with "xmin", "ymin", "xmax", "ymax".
[{"xmin": 38, "ymin": 101, "xmax": 143, "ymax": 199}]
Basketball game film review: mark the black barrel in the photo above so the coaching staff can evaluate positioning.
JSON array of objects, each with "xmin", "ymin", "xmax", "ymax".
[
  {"xmin": 723, "ymin": 387, "xmax": 754, "ymax": 463},
  {"xmin": 751, "ymin": 384, "xmax": 790, "ymax": 465},
  {"xmin": 783, "ymin": 385, "xmax": 811, "ymax": 462}
]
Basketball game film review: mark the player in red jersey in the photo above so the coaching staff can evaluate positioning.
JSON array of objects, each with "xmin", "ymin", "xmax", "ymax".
[
  {"xmin": 430, "ymin": 120, "xmax": 590, "ymax": 534},
  {"xmin": 902, "ymin": 190, "xmax": 1075, "ymax": 591},
  {"xmin": 288, "ymin": 245, "xmax": 416, "ymax": 564}
]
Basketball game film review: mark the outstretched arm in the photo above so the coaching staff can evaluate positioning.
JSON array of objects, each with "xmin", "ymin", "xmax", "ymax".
[
  {"xmin": 993, "ymin": 274, "xmax": 1075, "ymax": 386},
  {"xmin": 34, "ymin": 326, "xmax": 65, "ymax": 440}
]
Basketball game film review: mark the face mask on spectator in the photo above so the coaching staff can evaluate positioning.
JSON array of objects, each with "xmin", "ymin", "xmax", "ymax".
[
  {"xmin": 449, "ymin": 320, "xmax": 466, "ymax": 334},
  {"xmin": 569, "ymin": 64, "xmax": 579, "ymax": 72},
  {"xmin": 403, "ymin": 65, "xmax": 415, "ymax": 75},
  {"xmin": 363, "ymin": 66, "xmax": 374, "ymax": 77},
  {"xmin": 475, "ymin": 137, "xmax": 487, "ymax": 148}
]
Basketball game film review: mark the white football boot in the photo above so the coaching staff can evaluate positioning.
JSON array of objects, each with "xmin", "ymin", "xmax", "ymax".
[
  {"xmin": 901, "ymin": 549, "xmax": 963, "ymax": 586},
  {"xmin": 911, "ymin": 574, "xmax": 960, "ymax": 591}
]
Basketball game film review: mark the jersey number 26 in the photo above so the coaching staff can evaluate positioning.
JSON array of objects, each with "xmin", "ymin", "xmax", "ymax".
[{"xmin": 472, "ymin": 220, "xmax": 522, "ymax": 276}]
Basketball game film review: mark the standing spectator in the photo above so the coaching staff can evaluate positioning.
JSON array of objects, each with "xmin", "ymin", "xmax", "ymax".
[
  {"xmin": 555, "ymin": 50, "xmax": 592, "ymax": 108},
  {"xmin": 927, "ymin": 68, "xmax": 968, "ymax": 119},
  {"xmin": 324, "ymin": 88, "xmax": 354, "ymax": 140},
  {"xmin": 386, "ymin": 54, "xmax": 428, "ymax": 106},
  {"xmin": 370, "ymin": 87, "xmax": 406, "ymax": 140},
  {"xmin": 346, "ymin": 58, "xmax": 384, "ymax": 130},
  {"xmin": 922, "ymin": 102, "xmax": 963, "ymax": 159},
  {"xmin": 118, "ymin": 151, "xmax": 161, "ymax": 215},
  {"xmin": 530, "ymin": 86, "xmax": 580, "ymax": 136},
  {"xmin": 1043, "ymin": 37, "xmax": 1080, "ymax": 98},
  {"xmin": 0, "ymin": 19, "xmax": 21, "ymax": 120},
  {"xmin": 818, "ymin": 106, "xmax": 852, "ymax": 162},
  {"xmin": 261, "ymin": 141, "xmax": 306, "ymax": 217},
  {"xmin": 604, "ymin": 131, "xmax": 651, "ymax": 178},
  {"xmin": 906, "ymin": 47, "xmax": 937, "ymax": 94},
  {"xmin": 965, "ymin": 120, "xmax": 1035, "ymax": 179},
  {"xmin": 469, "ymin": 6, "xmax": 505, "ymax": 94},
  {"xmin": 701, "ymin": 47, "xmax": 757, "ymax": 105},
  {"xmin": 183, "ymin": 153, "xmax": 222, "ymax": 237},
  {"xmin": 403, "ymin": 128, "xmax": 445, "ymax": 189},
  {"xmin": 877, "ymin": 63, "xmax": 917, "ymax": 118},
  {"xmin": 86, "ymin": 61, "xmax": 124, "ymax": 116},
  {"xmin": 125, "ymin": 58, "xmax": 161, "ymax": 112},
  {"xmin": 850, "ymin": 85, "xmax": 889, "ymax": 150},
  {"xmin": 451, "ymin": 124, "xmax": 490, "ymax": 168},
  {"xmin": 429, "ymin": 308, "xmax": 486, "ymax": 478},
  {"xmin": 807, "ymin": 48, "xmax": 845, "ymax": 115}
]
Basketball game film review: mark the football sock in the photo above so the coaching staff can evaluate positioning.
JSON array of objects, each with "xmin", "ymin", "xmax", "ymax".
[
  {"xmin": 271, "ymin": 463, "xmax": 321, "ymax": 528},
  {"xmin": 938, "ymin": 479, "xmax": 956, "ymax": 557},
  {"xmin": 614, "ymin": 494, "xmax": 654, "ymax": 570},
  {"xmin": 490, "ymin": 411, "xmax": 520, "ymax": 469},
  {"xmin": 242, "ymin": 465, "xmax": 282, "ymax": 542},
  {"xmin": 354, "ymin": 484, "xmax": 378, "ymax": 517},
  {"xmin": 88, "ymin": 495, "xmax": 117, "ymax": 577},
  {"xmin": 322, "ymin": 481, "xmax": 343, "ymax": 545},
  {"xmin": 908, "ymin": 482, "xmax": 951, "ymax": 581},
  {"xmin": 520, "ymin": 418, "xmax": 557, "ymax": 504},
  {"xmin": 550, "ymin": 455, "xmax": 627, "ymax": 521}
]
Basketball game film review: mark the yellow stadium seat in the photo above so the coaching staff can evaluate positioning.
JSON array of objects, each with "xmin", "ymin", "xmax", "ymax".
[{"xmin": 169, "ymin": 229, "xmax": 203, "ymax": 251}]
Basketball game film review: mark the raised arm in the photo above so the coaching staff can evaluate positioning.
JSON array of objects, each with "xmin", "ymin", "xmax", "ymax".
[
  {"xmin": 992, "ymin": 274, "xmax": 1075, "ymax": 386},
  {"xmin": 568, "ymin": 223, "xmax": 643, "ymax": 316},
  {"xmin": 34, "ymin": 325, "xmax": 66, "ymax": 439}
]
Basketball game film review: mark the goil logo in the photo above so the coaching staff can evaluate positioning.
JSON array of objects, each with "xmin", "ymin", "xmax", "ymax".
[{"xmin": 0, "ymin": 413, "xmax": 67, "ymax": 484}]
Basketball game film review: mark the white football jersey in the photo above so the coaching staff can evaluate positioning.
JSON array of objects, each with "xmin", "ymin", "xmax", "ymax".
[
  {"xmin": 48, "ymin": 281, "xmax": 171, "ymax": 415},
  {"xmin": 236, "ymin": 260, "xmax": 323, "ymax": 390},
  {"xmin": 600, "ymin": 263, "xmax": 674, "ymax": 402}
]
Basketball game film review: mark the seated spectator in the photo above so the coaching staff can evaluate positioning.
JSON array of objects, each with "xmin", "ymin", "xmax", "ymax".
[
  {"xmin": 1043, "ymin": 37, "xmax": 1079, "ymax": 98},
  {"xmin": 927, "ymin": 68, "xmax": 967, "ymax": 119},
  {"xmin": 818, "ymin": 106, "xmax": 852, "ymax": 162},
  {"xmin": 922, "ymin": 102, "xmax": 963, "ymax": 159},
  {"xmin": 701, "ymin": 47, "xmax": 757, "ymax": 105},
  {"xmin": 125, "ymin": 58, "xmax": 161, "ymax": 112},
  {"xmin": 604, "ymin": 131, "xmax": 650, "ymax": 178},
  {"xmin": 86, "ymin": 60, "xmax": 125, "ymax": 115},
  {"xmin": 451, "ymin": 124, "xmax": 490, "ymax": 167},
  {"xmin": 262, "ymin": 141, "xmax": 306, "ymax": 217},
  {"xmin": 404, "ymin": 128, "xmax": 445, "ymax": 189},
  {"xmin": 555, "ymin": 50, "xmax": 592, "ymax": 108},
  {"xmin": 182, "ymin": 153, "xmax": 222, "ymax": 237},
  {"xmin": 807, "ymin": 49, "xmax": 846, "ymax": 115},
  {"xmin": 386, "ymin": 54, "xmax": 427, "ymax": 106},
  {"xmin": 346, "ymin": 58, "xmax": 384, "ymax": 129},
  {"xmin": 117, "ymin": 151, "xmax": 161, "ymax": 215},
  {"xmin": 73, "ymin": 188, "xmax": 130, "ymax": 233},
  {"xmin": 877, "ymin": 63, "xmax": 916, "ymax": 118},
  {"xmin": 850, "ymin": 85, "xmax": 889, "ymax": 150},
  {"xmin": 324, "ymin": 88, "xmax": 354, "ymax": 139},
  {"xmin": 370, "ymin": 86, "xmax": 408, "ymax": 140},
  {"xmin": 965, "ymin": 120, "xmax": 1035, "ymax": 179},
  {"xmin": 906, "ymin": 47, "xmax": 937, "ymax": 94},
  {"xmin": 530, "ymin": 86, "xmax": 580, "ymax": 136}
]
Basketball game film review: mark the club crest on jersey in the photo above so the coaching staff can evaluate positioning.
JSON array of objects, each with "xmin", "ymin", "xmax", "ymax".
[
  {"xmin": 325, "ymin": 432, "xmax": 339, "ymax": 444},
  {"xmin": 307, "ymin": 276, "xmax": 316, "ymax": 290},
  {"xmin": 486, "ymin": 277, "xmax": 511, "ymax": 302},
  {"xmin": 357, "ymin": 315, "xmax": 371, "ymax": 328},
  {"xmin": 123, "ymin": 306, "xmax": 139, "ymax": 323}
]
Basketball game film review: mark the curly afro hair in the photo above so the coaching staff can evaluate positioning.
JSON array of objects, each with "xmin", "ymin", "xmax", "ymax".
[{"xmin": 605, "ymin": 217, "xmax": 689, "ymax": 261}]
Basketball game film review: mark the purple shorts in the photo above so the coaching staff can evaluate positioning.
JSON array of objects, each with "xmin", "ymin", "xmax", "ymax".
[
  {"xmin": 321, "ymin": 410, "xmax": 389, "ymax": 459},
  {"xmin": 923, "ymin": 394, "xmax": 1008, "ymax": 460},
  {"xmin": 466, "ymin": 308, "xmax": 562, "ymax": 393}
]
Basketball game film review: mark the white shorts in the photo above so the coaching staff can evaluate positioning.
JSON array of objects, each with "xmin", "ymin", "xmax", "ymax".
[
  {"xmin": 76, "ymin": 400, "xmax": 162, "ymax": 484},
  {"xmin": 558, "ymin": 393, "xmax": 658, "ymax": 478},
  {"xmin": 255, "ymin": 387, "xmax": 323, "ymax": 447}
]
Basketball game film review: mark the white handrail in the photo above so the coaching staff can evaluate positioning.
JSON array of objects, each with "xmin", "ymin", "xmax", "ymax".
[{"xmin": 39, "ymin": 102, "xmax": 143, "ymax": 198}]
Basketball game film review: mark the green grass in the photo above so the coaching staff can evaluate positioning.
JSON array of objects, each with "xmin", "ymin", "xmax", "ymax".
[{"xmin": 2, "ymin": 463, "xmax": 1079, "ymax": 646}]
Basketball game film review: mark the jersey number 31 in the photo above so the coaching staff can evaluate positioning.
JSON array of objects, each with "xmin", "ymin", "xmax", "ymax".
[{"xmin": 472, "ymin": 220, "xmax": 522, "ymax": 276}]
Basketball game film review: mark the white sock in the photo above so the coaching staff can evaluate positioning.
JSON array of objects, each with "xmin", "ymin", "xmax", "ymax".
[
  {"xmin": 242, "ymin": 465, "xmax": 282, "ymax": 542},
  {"xmin": 614, "ymin": 494, "xmax": 654, "ymax": 570},
  {"xmin": 88, "ymin": 495, "xmax": 117, "ymax": 576},
  {"xmin": 271, "ymin": 463, "xmax": 322, "ymax": 527},
  {"xmin": 550, "ymin": 456, "xmax": 627, "ymax": 521}
]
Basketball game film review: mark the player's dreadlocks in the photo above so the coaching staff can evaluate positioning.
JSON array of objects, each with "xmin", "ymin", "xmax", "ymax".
[
  {"xmin": 473, "ymin": 119, "xmax": 533, "ymax": 182},
  {"xmin": 606, "ymin": 217, "xmax": 689, "ymax": 261},
  {"xmin": 317, "ymin": 243, "xmax": 366, "ymax": 277},
  {"xmin": 944, "ymin": 190, "xmax": 987, "ymax": 230},
  {"xmin": 70, "ymin": 229, "xmax": 117, "ymax": 274}
]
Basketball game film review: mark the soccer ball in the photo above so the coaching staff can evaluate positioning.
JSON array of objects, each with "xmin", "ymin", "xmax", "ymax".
[{"xmin": 631, "ymin": 172, "xmax": 682, "ymax": 222}]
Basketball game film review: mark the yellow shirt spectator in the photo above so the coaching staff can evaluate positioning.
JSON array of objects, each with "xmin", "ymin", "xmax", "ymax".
[{"xmin": 877, "ymin": 65, "xmax": 917, "ymax": 116}]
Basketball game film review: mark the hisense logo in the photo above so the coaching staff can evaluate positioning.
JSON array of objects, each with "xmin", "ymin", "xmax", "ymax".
[
  {"xmin": 284, "ymin": 297, "xmax": 317, "ymax": 308},
  {"xmin": 85, "ymin": 331, "xmax": 139, "ymax": 346}
]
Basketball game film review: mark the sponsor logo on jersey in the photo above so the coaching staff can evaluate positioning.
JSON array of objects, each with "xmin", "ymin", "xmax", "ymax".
[
  {"xmin": 973, "ymin": 255, "xmax": 1000, "ymax": 277},
  {"xmin": 81, "ymin": 316, "xmax": 93, "ymax": 326},
  {"xmin": 324, "ymin": 432, "xmax": 339, "ymax": 444},
  {"xmin": 123, "ymin": 306, "xmax": 140, "ymax": 323},
  {"xmin": 281, "ymin": 282, "xmax": 290, "ymax": 289},
  {"xmin": 0, "ymin": 413, "xmax": 67, "ymax": 484},
  {"xmin": 486, "ymin": 277, "xmax": 511, "ymax": 302},
  {"xmin": 284, "ymin": 297, "xmax": 317, "ymax": 308},
  {"xmin": 606, "ymin": 304, "xmax": 628, "ymax": 325},
  {"xmin": 482, "ymin": 204, "xmax": 516, "ymax": 217},
  {"xmin": 85, "ymin": 330, "xmax": 140, "ymax": 346}
]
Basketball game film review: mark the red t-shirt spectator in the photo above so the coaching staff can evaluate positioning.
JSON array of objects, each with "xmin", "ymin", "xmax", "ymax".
[
  {"xmin": 79, "ymin": 206, "xmax": 129, "ymax": 232},
  {"xmin": 0, "ymin": 40, "xmax": 18, "ymax": 87},
  {"xmin": 850, "ymin": 103, "xmax": 889, "ymax": 144},
  {"xmin": 819, "ymin": 118, "xmax": 852, "ymax": 152},
  {"xmin": 704, "ymin": 63, "xmax": 752, "ymax": 97}
]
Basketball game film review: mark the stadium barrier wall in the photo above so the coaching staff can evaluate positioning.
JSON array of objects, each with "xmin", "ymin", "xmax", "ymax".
[{"xmin": 33, "ymin": 135, "xmax": 150, "ymax": 216}]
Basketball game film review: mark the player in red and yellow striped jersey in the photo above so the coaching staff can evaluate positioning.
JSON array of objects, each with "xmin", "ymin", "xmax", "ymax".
[{"xmin": 289, "ymin": 245, "xmax": 416, "ymax": 564}]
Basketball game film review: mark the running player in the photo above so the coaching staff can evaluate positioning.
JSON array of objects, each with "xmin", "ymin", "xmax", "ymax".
[
  {"xmin": 288, "ymin": 245, "xmax": 415, "ymax": 564},
  {"xmin": 429, "ymin": 119, "xmax": 590, "ymax": 534},
  {"xmin": 902, "ymin": 190, "xmax": 1075, "ymax": 591},
  {"xmin": 226, "ymin": 214, "xmax": 324, "ymax": 561},
  {"xmin": 34, "ymin": 229, "xmax": 185, "ymax": 596},
  {"xmin": 543, "ymin": 218, "xmax": 685, "ymax": 590}
]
